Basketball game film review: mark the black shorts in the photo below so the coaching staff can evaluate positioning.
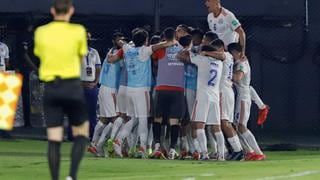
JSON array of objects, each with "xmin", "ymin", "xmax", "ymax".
[
  {"xmin": 43, "ymin": 78, "xmax": 88, "ymax": 128},
  {"xmin": 154, "ymin": 90, "xmax": 185, "ymax": 119}
]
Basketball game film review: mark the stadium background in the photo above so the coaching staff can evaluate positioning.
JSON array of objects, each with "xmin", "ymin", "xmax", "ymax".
[{"xmin": 0, "ymin": 0, "xmax": 319, "ymax": 144}]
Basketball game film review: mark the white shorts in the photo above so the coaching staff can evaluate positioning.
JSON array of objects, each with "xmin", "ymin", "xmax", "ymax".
[
  {"xmin": 191, "ymin": 95, "xmax": 220, "ymax": 125},
  {"xmin": 220, "ymin": 87, "xmax": 235, "ymax": 122},
  {"xmin": 116, "ymin": 85, "xmax": 128, "ymax": 114},
  {"xmin": 186, "ymin": 89, "xmax": 196, "ymax": 117},
  {"xmin": 98, "ymin": 86, "xmax": 117, "ymax": 118},
  {"xmin": 126, "ymin": 87, "xmax": 150, "ymax": 118},
  {"xmin": 234, "ymin": 99, "xmax": 251, "ymax": 126}
]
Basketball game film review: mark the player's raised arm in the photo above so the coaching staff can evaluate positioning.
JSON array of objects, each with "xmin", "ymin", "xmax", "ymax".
[
  {"xmin": 151, "ymin": 40, "xmax": 177, "ymax": 52},
  {"xmin": 235, "ymin": 26, "xmax": 246, "ymax": 57},
  {"xmin": 107, "ymin": 48, "xmax": 123, "ymax": 63}
]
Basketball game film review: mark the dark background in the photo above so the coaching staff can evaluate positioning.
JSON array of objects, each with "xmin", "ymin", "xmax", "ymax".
[{"xmin": 1, "ymin": 0, "xmax": 320, "ymax": 141}]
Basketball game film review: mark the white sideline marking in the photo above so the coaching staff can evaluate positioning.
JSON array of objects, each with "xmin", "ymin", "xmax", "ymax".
[
  {"xmin": 257, "ymin": 170, "xmax": 320, "ymax": 180},
  {"xmin": 200, "ymin": 173, "xmax": 215, "ymax": 177}
]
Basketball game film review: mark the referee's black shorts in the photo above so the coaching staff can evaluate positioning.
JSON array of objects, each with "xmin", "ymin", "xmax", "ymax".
[
  {"xmin": 154, "ymin": 90, "xmax": 185, "ymax": 119},
  {"xmin": 43, "ymin": 78, "xmax": 88, "ymax": 128}
]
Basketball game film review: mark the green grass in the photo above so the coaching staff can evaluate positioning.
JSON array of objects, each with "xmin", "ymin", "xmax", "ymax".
[{"xmin": 0, "ymin": 139, "xmax": 320, "ymax": 180}]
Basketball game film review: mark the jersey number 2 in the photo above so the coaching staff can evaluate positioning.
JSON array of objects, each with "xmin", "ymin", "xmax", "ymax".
[{"xmin": 208, "ymin": 63, "xmax": 218, "ymax": 87}]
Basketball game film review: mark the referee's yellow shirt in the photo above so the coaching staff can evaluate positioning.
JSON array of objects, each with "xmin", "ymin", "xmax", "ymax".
[{"xmin": 34, "ymin": 21, "xmax": 88, "ymax": 82}]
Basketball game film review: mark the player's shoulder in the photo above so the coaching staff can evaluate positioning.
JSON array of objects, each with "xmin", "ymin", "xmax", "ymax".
[{"xmin": 221, "ymin": 7, "xmax": 236, "ymax": 17}]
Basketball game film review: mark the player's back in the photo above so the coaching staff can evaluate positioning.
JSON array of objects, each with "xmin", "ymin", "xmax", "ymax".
[
  {"xmin": 34, "ymin": 21, "xmax": 87, "ymax": 82},
  {"xmin": 100, "ymin": 48, "xmax": 121, "ymax": 89},
  {"xmin": 191, "ymin": 54, "xmax": 222, "ymax": 101}
]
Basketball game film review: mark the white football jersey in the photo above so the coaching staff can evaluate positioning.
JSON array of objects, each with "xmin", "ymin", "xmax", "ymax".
[
  {"xmin": 234, "ymin": 59, "xmax": 251, "ymax": 100},
  {"xmin": 207, "ymin": 8, "xmax": 241, "ymax": 47},
  {"xmin": 220, "ymin": 52, "xmax": 234, "ymax": 90},
  {"xmin": 80, "ymin": 47, "xmax": 101, "ymax": 82},
  {"xmin": 190, "ymin": 53, "xmax": 222, "ymax": 101},
  {"xmin": 0, "ymin": 42, "xmax": 9, "ymax": 71}
]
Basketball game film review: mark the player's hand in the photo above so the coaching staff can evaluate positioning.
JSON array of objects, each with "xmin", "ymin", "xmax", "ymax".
[
  {"xmin": 200, "ymin": 51, "xmax": 207, "ymax": 56},
  {"xmin": 240, "ymin": 51, "xmax": 246, "ymax": 59}
]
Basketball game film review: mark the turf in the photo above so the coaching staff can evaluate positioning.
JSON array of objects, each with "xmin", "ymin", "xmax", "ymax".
[{"xmin": 0, "ymin": 139, "xmax": 320, "ymax": 180}]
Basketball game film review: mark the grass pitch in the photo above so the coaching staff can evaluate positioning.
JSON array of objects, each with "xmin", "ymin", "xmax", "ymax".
[{"xmin": 0, "ymin": 139, "xmax": 320, "ymax": 180}]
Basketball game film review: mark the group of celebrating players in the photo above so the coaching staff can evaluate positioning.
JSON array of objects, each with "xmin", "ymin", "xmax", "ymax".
[{"xmin": 85, "ymin": 0, "xmax": 270, "ymax": 161}]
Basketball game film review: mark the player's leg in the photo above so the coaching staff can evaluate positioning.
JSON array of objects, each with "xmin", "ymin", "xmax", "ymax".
[
  {"xmin": 167, "ymin": 91, "xmax": 185, "ymax": 160},
  {"xmin": 220, "ymin": 90, "xmax": 243, "ymax": 160},
  {"xmin": 237, "ymin": 100, "xmax": 265, "ymax": 160},
  {"xmin": 207, "ymin": 101, "xmax": 225, "ymax": 161},
  {"xmin": 152, "ymin": 90, "xmax": 165, "ymax": 156},
  {"xmin": 83, "ymin": 85, "xmax": 99, "ymax": 140},
  {"xmin": 250, "ymin": 86, "xmax": 269, "ymax": 125},
  {"xmin": 206, "ymin": 126, "xmax": 217, "ymax": 158}
]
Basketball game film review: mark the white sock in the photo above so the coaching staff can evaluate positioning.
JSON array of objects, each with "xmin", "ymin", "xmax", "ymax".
[
  {"xmin": 180, "ymin": 136, "xmax": 188, "ymax": 152},
  {"xmin": 227, "ymin": 135, "xmax": 242, "ymax": 152},
  {"xmin": 187, "ymin": 130, "xmax": 195, "ymax": 153},
  {"xmin": 97, "ymin": 123, "xmax": 113, "ymax": 148},
  {"xmin": 147, "ymin": 124, "xmax": 153, "ymax": 147},
  {"xmin": 238, "ymin": 133, "xmax": 254, "ymax": 153},
  {"xmin": 128, "ymin": 126, "xmax": 138, "ymax": 149},
  {"xmin": 91, "ymin": 121, "xmax": 106, "ymax": 146},
  {"xmin": 138, "ymin": 117, "xmax": 148, "ymax": 151},
  {"xmin": 154, "ymin": 143, "xmax": 160, "ymax": 151},
  {"xmin": 242, "ymin": 130, "xmax": 263, "ymax": 155},
  {"xmin": 193, "ymin": 138, "xmax": 201, "ymax": 152},
  {"xmin": 118, "ymin": 118, "xmax": 138, "ymax": 145},
  {"xmin": 196, "ymin": 129, "xmax": 208, "ymax": 154},
  {"xmin": 250, "ymin": 86, "xmax": 265, "ymax": 109},
  {"xmin": 206, "ymin": 128, "xmax": 217, "ymax": 154},
  {"xmin": 110, "ymin": 117, "xmax": 123, "ymax": 139},
  {"xmin": 214, "ymin": 131, "xmax": 225, "ymax": 159}
]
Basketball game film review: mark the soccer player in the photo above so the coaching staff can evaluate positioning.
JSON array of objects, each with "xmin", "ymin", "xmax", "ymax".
[
  {"xmin": 152, "ymin": 27, "xmax": 185, "ymax": 160},
  {"xmin": 0, "ymin": 41, "xmax": 10, "ymax": 72},
  {"xmin": 108, "ymin": 29, "xmax": 175, "ymax": 158},
  {"xmin": 212, "ymin": 39, "xmax": 244, "ymax": 160},
  {"xmin": 202, "ymin": 31, "xmax": 219, "ymax": 46},
  {"xmin": 228, "ymin": 43, "xmax": 266, "ymax": 161},
  {"xmin": 88, "ymin": 32, "xmax": 124, "ymax": 157},
  {"xmin": 177, "ymin": 43, "xmax": 223, "ymax": 160},
  {"xmin": 33, "ymin": 1, "xmax": 89, "ymax": 180},
  {"xmin": 80, "ymin": 31, "xmax": 101, "ymax": 140}
]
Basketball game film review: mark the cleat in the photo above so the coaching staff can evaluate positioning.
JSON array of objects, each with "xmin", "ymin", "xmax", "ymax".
[
  {"xmin": 257, "ymin": 105, "xmax": 270, "ymax": 125},
  {"xmin": 107, "ymin": 139, "xmax": 114, "ymax": 154},
  {"xmin": 229, "ymin": 151, "xmax": 244, "ymax": 161},
  {"xmin": 113, "ymin": 139, "xmax": 123, "ymax": 158},
  {"xmin": 136, "ymin": 147, "xmax": 147, "ymax": 159},
  {"xmin": 245, "ymin": 152, "xmax": 256, "ymax": 161},
  {"xmin": 252, "ymin": 154, "xmax": 266, "ymax": 161},
  {"xmin": 168, "ymin": 149, "xmax": 178, "ymax": 160},
  {"xmin": 192, "ymin": 151, "xmax": 201, "ymax": 160},
  {"xmin": 87, "ymin": 146, "xmax": 97, "ymax": 154},
  {"xmin": 209, "ymin": 152, "xmax": 218, "ymax": 160},
  {"xmin": 179, "ymin": 150, "xmax": 188, "ymax": 160},
  {"xmin": 150, "ymin": 150, "xmax": 166, "ymax": 159},
  {"xmin": 201, "ymin": 153, "xmax": 209, "ymax": 161},
  {"xmin": 95, "ymin": 146, "xmax": 105, "ymax": 158},
  {"xmin": 217, "ymin": 156, "xmax": 226, "ymax": 161},
  {"xmin": 147, "ymin": 148, "xmax": 153, "ymax": 156},
  {"xmin": 128, "ymin": 147, "xmax": 136, "ymax": 158}
]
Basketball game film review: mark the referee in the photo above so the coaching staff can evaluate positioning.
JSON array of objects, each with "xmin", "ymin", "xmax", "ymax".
[{"xmin": 33, "ymin": 1, "xmax": 89, "ymax": 180}]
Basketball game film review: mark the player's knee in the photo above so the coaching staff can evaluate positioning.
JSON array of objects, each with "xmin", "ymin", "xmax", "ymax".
[
  {"xmin": 154, "ymin": 117, "xmax": 162, "ymax": 123},
  {"xmin": 47, "ymin": 127, "xmax": 64, "ymax": 142},
  {"xmin": 212, "ymin": 125, "xmax": 221, "ymax": 133},
  {"xmin": 238, "ymin": 124, "xmax": 247, "ymax": 133},
  {"xmin": 169, "ymin": 118, "xmax": 179, "ymax": 125},
  {"xmin": 99, "ymin": 117, "xmax": 108, "ymax": 124},
  {"xmin": 72, "ymin": 121, "xmax": 89, "ymax": 138}
]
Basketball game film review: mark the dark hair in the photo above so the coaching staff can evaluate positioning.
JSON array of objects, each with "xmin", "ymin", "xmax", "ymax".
[
  {"xmin": 150, "ymin": 35, "xmax": 161, "ymax": 45},
  {"xmin": 112, "ymin": 32, "xmax": 124, "ymax": 41},
  {"xmin": 179, "ymin": 35, "xmax": 192, "ymax": 48},
  {"xmin": 204, "ymin": 31, "xmax": 219, "ymax": 42},
  {"xmin": 162, "ymin": 27, "xmax": 176, "ymax": 41},
  {"xmin": 227, "ymin": 43, "xmax": 243, "ymax": 53},
  {"xmin": 201, "ymin": 45, "xmax": 216, "ymax": 52},
  {"xmin": 191, "ymin": 28, "xmax": 204, "ymax": 39},
  {"xmin": 132, "ymin": 30, "xmax": 149, "ymax": 47},
  {"xmin": 177, "ymin": 24, "xmax": 192, "ymax": 34},
  {"xmin": 53, "ymin": 0, "xmax": 73, "ymax": 15},
  {"xmin": 211, "ymin": 39, "xmax": 225, "ymax": 49}
]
